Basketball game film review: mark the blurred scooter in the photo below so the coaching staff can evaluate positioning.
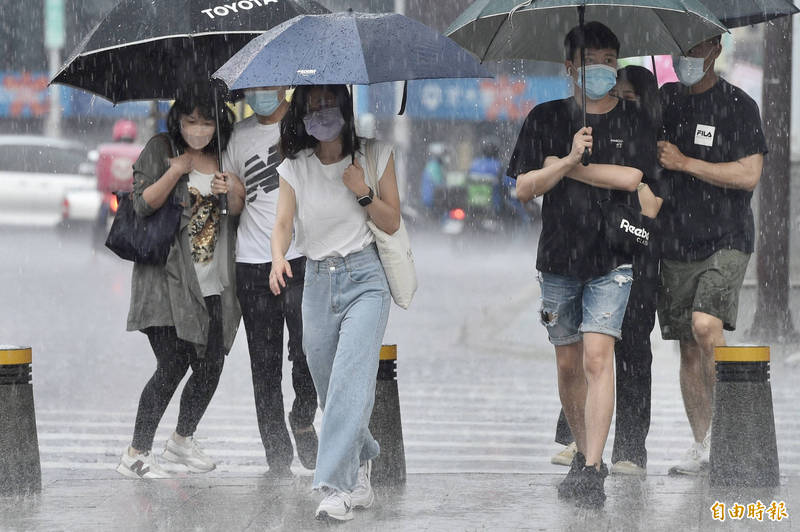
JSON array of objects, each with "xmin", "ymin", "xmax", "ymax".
[{"xmin": 92, "ymin": 120, "xmax": 143, "ymax": 246}]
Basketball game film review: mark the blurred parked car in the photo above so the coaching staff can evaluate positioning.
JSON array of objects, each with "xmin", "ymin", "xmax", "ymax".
[{"xmin": 0, "ymin": 135, "xmax": 96, "ymax": 227}]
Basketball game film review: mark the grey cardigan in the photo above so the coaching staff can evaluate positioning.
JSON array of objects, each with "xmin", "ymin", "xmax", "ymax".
[{"xmin": 126, "ymin": 134, "xmax": 241, "ymax": 357}]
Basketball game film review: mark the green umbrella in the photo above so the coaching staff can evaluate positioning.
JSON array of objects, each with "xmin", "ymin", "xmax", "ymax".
[
  {"xmin": 446, "ymin": 0, "xmax": 727, "ymax": 62},
  {"xmin": 447, "ymin": 0, "xmax": 727, "ymax": 163}
]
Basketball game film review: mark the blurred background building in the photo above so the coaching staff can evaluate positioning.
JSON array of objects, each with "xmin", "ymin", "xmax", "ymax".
[{"xmin": 0, "ymin": 1, "xmax": 796, "ymax": 210}]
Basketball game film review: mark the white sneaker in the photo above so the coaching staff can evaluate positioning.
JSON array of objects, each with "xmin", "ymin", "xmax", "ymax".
[
  {"xmin": 551, "ymin": 442, "xmax": 578, "ymax": 466},
  {"xmin": 351, "ymin": 460, "xmax": 375, "ymax": 509},
  {"xmin": 116, "ymin": 448, "xmax": 171, "ymax": 479},
  {"xmin": 315, "ymin": 488, "xmax": 353, "ymax": 521},
  {"xmin": 611, "ymin": 460, "xmax": 647, "ymax": 476},
  {"xmin": 161, "ymin": 434, "xmax": 216, "ymax": 472},
  {"xmin": 668, "ymin": 440, "xmax": 710, "ymax": 476}
]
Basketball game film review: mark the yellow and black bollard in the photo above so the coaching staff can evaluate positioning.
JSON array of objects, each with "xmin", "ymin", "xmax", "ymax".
[
  {"xmin": 368, "ymin": 344, "xmax": 406, "ymax": 486},
  {"xmin": 0, "ymin": 346, "xmax": 41, "ymax": 495},
  {"xmin": 710, "ymin": 346, "xmax": 779, "ymax": 487}
]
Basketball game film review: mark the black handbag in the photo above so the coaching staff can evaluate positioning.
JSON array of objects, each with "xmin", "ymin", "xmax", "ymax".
[
  {"xmin": 104, "ymin": 135, "xmax": 183, "ymax": 265},
  {"xmin": 599, "ymin": 198, "xmax": 651, "ymax": 255}
]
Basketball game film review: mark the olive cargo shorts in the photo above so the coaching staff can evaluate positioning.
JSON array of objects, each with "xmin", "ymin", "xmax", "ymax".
[{"xmin": 658, "ymin": 249, "xmax": 750, "ymax": 341}]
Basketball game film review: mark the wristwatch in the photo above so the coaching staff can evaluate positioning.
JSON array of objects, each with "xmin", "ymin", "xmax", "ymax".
[
  {"xmin": 357, "ymin": 187, "xmax": 374, "ymax": 207},
  {"xmin": 636, "ymin": 182, "xmax": 647, "ymax": 191}
]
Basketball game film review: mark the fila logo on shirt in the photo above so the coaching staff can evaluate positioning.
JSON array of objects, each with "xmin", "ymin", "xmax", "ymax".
[
  {"xmin": 201, "ymin": 0, "xmax": 277, "ymax": 19},
  {"xmin": 694, "ymin": 124, "xmax": 716, "ymax": 147}
]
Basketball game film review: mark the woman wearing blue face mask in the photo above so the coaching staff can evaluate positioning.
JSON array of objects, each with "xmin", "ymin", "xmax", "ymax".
[
  {"xmin": 223, "ymin": 86, "xmax": 319, "ymax": 479},
  {"xmin": 270, "ymin": 84, "xmax": 401, "ymax": 522}
]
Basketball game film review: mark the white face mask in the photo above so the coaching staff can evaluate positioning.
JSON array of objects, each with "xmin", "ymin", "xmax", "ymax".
[
  {"xmin": 180, "ymin": 121, "xmax": 215, "ymax": 150},
  {"xmin": 673, "ymin": 54, "xmax": 710, "ymax": 87}
]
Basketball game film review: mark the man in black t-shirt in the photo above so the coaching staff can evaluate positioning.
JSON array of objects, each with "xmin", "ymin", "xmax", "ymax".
[
  {"xmin": 507, "ymin": 21, "xmax": 656, "ymax": 509},
  {"xmin": 657, "ymin": 35, "xmax": 767, "ymax": 476}
]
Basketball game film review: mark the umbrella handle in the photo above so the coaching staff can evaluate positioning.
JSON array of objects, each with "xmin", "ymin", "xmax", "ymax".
[
  {"xmin": 651, "ymin": 55, "xmax": 658, "ymax": 85},
  {"xmin": 351, "ymin": 84, "xmax": 356, "ymax": 165},
  {"xmin": 213, "ymin": 85, "xmax": 228, "ymax": 215},
  {"xmin": 399, "ymin": 81, "xmax": 408, "ymax": 115},
  {"xmin": 579, "ymin": 5, "xmax": 590, "ymax": 166}
]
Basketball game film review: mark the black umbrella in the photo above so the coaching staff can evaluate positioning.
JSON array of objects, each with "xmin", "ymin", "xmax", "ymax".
[
  {"xmin": 699, "ymin": 0, "xmax": 798, "ymax": 28},
  {"xmin": 51, "ymin": 0, "xmax": 328, "ymax": 213},
  {"xmin": 51, "ymin": 0, "xmax": 328, "ymax": 103},
  {"xmin": 644, "ymin": 1, "xmax": 799, "ymax": 101}
]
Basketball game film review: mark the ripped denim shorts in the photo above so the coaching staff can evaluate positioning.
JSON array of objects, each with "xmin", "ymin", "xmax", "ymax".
[{"xmin": 537, "ymin": 265, "xmax": 634, "ymax": 345}]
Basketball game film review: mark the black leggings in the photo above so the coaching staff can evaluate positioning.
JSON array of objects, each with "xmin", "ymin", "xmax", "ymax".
[{"xmin": 131, "ymin": 296, "xmax": 225, "ymax": 452}]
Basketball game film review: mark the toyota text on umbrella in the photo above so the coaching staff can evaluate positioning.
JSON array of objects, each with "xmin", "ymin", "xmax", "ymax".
[{"xmin": 202, "ymin": 0, "xmax": 278, "ymax": 19}]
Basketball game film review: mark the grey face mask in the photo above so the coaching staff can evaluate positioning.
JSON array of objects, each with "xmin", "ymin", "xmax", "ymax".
[{"xmin": 303, "ymin": 107, "xmax": 345, "ymax": 142}]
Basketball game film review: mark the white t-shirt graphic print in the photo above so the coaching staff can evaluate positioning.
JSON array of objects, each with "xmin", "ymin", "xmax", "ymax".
[
  {"xmin": 223, "ymin": 115, "xmax": 300, "ymax": 264},
  {"xmin": 187, "ymin": 169, "xmax": 223, "ymax": 297}
]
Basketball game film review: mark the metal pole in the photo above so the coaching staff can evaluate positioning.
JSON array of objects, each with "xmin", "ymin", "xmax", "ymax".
[
  {"xmin": 750, "ymin": 16, "xmax": 797, "ymax": 341},
  {"xmin": 44, "ymin": 0, "xmax": 64, "ymax": 138},
  {"xmin": 45, "ymin": 47, "xmax": 61, "ymax": 138}
]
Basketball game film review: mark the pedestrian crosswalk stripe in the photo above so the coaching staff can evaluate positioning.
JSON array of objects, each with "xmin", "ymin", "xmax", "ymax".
[
  {"xmin": 36, "ymin": 460, "xmax": 800, "ymax": 474},
  {"xmin": 33, "ymin": 419, "xmax": 800, "ymax": 437}
]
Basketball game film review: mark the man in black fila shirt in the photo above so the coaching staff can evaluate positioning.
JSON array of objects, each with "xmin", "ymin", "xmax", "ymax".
[
  {"xmin": 507, "ymin": 22, "xmax": 657, "ymax": 508},
  {"xmin": 657, "ymin": 36, "xmax": 767, "ymax": 476}
]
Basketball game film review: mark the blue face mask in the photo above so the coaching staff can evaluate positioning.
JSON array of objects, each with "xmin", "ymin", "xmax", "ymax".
[
  {"xmin": 245, "ymin": 89, "xmax": 283, "ymax": 117},
  {"xmin": 577, "ymin": 64, "xmax": 618, "ymax": 100},
  {"xmin": 673, "ymin": 55, "xmax": 709, "ymax": 87}
]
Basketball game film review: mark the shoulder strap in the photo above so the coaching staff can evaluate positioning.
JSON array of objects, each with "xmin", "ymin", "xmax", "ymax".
[
  {"xmin": 363, "ymin": 140, "xmax": 381, "ymax": 199},
  {"xmin": 158, "ymin": 133, "xmax": 182, "ymax": 206},
  {"xmin": 162, "ymin": 133, "xmax": 179, "ymax": 158}
]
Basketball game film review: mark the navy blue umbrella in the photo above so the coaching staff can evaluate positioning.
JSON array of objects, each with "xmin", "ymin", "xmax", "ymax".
[{"xmin": 212, "ymin": 11, "xmax": 492, "ymax": 90}]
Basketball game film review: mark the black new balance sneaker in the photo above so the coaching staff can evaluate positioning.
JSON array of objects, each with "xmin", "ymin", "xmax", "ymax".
[
  {"xmin": 575, "ymin": 462, "xmax": 609, "ymax": 509},
  {"xmin": 557, "ymin": 451, "xmax": 586, "ymax": 499}
]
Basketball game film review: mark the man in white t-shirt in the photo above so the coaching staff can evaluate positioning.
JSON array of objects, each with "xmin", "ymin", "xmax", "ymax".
[{"xmin": 224, "ymin": 87, "xmax": 318, "ymax": 477}]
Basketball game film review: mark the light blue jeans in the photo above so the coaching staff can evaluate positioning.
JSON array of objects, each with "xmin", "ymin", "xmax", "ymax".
[{"xmin": 302, "ymin": 243, "xmax": 391, "ymax": 492}]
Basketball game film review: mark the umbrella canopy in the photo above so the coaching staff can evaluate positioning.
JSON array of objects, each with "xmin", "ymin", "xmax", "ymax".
[
  {"xmin": 212, "ymin": 11, "xmax": 492, "ymax": 90},
  {"xmin": 699, "ymin": 0, "xmax": 798, "ymax": 28},
  {"xmin": 51, "ymin": 0, "xmax": 328, "ymax": 102},
  {"xmin": 446, "ymin": 0, "xmax": 728, "ymax": 62}
]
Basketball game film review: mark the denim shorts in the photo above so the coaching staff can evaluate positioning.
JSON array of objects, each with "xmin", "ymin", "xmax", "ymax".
[{"xmin": 538, "ymin": 266, "xmax": 634, "ymax": 345}]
